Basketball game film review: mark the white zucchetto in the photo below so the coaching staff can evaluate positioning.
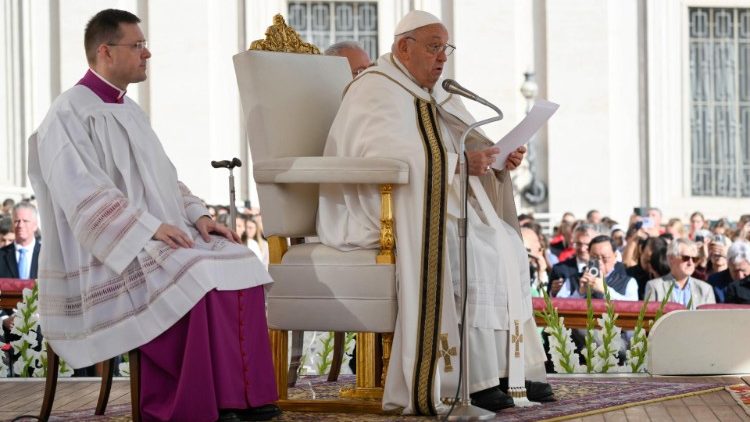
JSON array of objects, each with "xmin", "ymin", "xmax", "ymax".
[{"xmin": 394, "ymin": 10, "xmax": 443, "ymax": 36}]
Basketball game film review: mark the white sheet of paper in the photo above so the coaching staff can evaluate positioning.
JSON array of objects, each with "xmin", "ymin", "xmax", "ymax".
[{"xmin": 491, "ymin": 99, "xmax": 559, "ymax": 170}]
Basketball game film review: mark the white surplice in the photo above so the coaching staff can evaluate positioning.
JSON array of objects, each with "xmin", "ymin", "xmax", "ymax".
[
  {"xmin": 317, "ymin": 53, "xmax": 547, "ymax": 415},
  {"xmin": 28, "ymin": 86, "xmax": 272, "ymax": 368}
]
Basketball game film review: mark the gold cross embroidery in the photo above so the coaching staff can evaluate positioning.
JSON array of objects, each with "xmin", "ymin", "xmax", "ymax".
[
  {"xmin": 439, "ymin": 333, "xmax": 458, "ymax": 372},
  {"xmin": 511, "ymin": 320, "xmax": 523, "ymax": 358}
]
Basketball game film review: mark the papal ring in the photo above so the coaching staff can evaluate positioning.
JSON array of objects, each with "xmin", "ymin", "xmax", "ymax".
[{"xmin": 485, "ymin": 165, "xmax": 491, "ymax": 171}]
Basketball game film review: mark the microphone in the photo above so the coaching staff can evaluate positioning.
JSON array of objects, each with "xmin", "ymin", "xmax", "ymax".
[
  {"xmin": 442, "ymin": 79, "xmax": 503, "ymax": 119},
  {"xmin": 211, "ymin": 158, "xmax": 242, "ymax": 169}
]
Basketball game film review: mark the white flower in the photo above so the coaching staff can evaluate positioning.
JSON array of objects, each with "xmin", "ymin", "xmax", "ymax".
[{"xmin": 118, "ymin": 362, "xmax": 131, "ymax": 376}]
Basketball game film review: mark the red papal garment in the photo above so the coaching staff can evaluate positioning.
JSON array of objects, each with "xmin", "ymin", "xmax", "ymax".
[{"xmin": 27, "ymin": 69, "xmax": 277, "ymax": 421}]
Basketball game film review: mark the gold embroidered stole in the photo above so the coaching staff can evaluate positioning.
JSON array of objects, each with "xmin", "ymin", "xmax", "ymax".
[{"xmin": 411, "ymin": 98, "xmax": 448, "ymax": 415}]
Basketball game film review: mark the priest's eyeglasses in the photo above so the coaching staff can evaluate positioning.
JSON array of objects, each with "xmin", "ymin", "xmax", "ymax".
[
  {"xmin": 107, "ymin": 40, "xmax": 149, "ymax": 51},
  {"xmin": 405, "ymin": 37, "xmax": 455, "ymax": 56}
]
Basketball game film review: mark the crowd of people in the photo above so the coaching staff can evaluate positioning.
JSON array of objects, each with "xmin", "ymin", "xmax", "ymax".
[{"xmin": 520, "ymin": 207, "xmax": 750, "ymax": 307}]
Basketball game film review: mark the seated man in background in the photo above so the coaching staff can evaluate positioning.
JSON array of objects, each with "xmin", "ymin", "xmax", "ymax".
[
  {"xmin": 712, "ymin": 240, "xmax": 750, "ymax": 303},
  {"xmin": 645, "ymin": 238, "xmax": 716, "ymax": 309},
  {"xmin": 324, "ymin": 40, "xmax": 371, "ymax": 78},
  {"xmin": 578, "ymin": 235, "xmax": 638, "ymax": 301},
  {"xmin": 549, "ymin": 224, "xmax": 598, "ymax": 298}
]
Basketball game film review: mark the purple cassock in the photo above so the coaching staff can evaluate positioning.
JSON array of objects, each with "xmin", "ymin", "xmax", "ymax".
[{"xmin": 77, "ymin": 70, "xmax": 278, "ymax": 422}]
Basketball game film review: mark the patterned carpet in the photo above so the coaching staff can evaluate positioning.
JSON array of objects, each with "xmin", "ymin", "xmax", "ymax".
[
  {"xmin": 31, "ymin": 375, "xmax": 723, "ymax": 421},
  {"xmin": 726, "ymin": 384, "xmax": 750, "ymax": 417}
]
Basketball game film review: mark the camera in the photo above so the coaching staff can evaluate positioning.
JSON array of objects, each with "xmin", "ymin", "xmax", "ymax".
[{"xmin": 585, "ymin": 259, "xmax": 600, "ymax": 278}]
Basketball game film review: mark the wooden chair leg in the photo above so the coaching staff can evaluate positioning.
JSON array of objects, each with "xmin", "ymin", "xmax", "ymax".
[
  {"xmin": 269, "ymin": 329, "xmax": 289, "ymax": 400},
  {"xmin": 95, "ymin": 357, "xmax": 115, "ymax": 414},
  {"xmin": 327, "ymin": 332, "xmax": 345, "ymax": 382},
  {"xmin": 39, "ymin": 345, "xmax": 60, "ymax": 422},
  {"xmin": 287, "ymin": 330, "xmax": 304, "ymax": 387},
  {"xmin": 129, "ymin": 349, "xmax": 141, "ymax": 422}
]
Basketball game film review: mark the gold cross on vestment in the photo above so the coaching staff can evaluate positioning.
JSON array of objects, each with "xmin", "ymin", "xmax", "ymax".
[
  {"xmin": 439, "ymin": 333, "xmax": 458, "ymax": 372},
  {"xmin": 511, "ymin": 320, "xmax": 523, "ymax": 358}
]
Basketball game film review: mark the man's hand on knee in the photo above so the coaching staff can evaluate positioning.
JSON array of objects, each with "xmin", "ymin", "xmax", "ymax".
[
  {"xmin": 195, "ymin": 216, "xmax": 241, "ymax": 244},
  {"xmin": 153, "ymin": 224, "xmax": 194, "ymax": 249}
]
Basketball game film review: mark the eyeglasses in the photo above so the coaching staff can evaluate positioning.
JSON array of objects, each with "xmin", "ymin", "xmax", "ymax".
[
  {"xmin": 572, "ymin": 242, "xmax": 589, "ymax": 249},
  {"xmin": 107, "ymin": 40, "xmax": 149, "ymax": 51},
  {"xmin": 590, "ymin": 254, "xmax": 614, "ymax": 264},
  {"xmin": 680, "ymin": 255, "xmax": 700, "ymax": 264},
  {"xmin": 405, "ymin": 37, "xmax": 455, "ymax": 56}
]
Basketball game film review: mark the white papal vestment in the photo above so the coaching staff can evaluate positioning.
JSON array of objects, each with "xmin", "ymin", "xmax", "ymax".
[{"xmin": 317, "ymin": 53, "xmax": 547, "ymax": 415}]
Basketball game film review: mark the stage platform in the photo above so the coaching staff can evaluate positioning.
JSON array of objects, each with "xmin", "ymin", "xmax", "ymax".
[{"xmin": 1, "ymin": 375, "xmax": 749, "ymax": 421}]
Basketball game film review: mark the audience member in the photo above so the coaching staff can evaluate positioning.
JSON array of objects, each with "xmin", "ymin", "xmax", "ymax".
[
  {"xmin": 521, "ymin": 226, "xmax": 548, "ymax": 296},
  {"xmin": 1, "ymin": 198, "xmax": 14, "ymax": 216},
  {"xmin": 688, "ymin": 211, "xmax": 706, "ymax": 240},
  {"xmin": 710, "ymin": 240, "xmax": 750, "ymax": 303},
  {"xmin": 549, "ymin": 224, "xmax": 598, "ymax": 297},
  {"xmin": 0, "ymin": 203, "xmax": 41, "ymax": 280},
  {"xmin": 665, "ymin": 218, "xmax": 685, "ymax": 240},
  {"xmin": 645, "ymin": 238, "xmax": 715, "ymax": 309},
  {"xmin": 711, "ymin": 217, "xmax": 731, "ymax": 236},
  {"xmin": 626, "ymin": 236, "xmax": 668, "ymax": 300},
  {"xmin": 0, "ymin": 217, "xmax": 14, "ymax": 247},
  {"xmin": 578, "ymin": 235, "xmax": 638, "ymax": 300},
  {"xmin": 586, "ymin": 209, "xmax": 601, "ymax": 225}
]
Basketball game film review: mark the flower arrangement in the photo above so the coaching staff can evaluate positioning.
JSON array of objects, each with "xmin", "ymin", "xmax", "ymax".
[
  {"xmin": 9, "ymin": 285, "xmax": 73, "ymax": 377},
  {"xmin": 535, "ymin": 279, "xmax": 675, "ymax": 374}
]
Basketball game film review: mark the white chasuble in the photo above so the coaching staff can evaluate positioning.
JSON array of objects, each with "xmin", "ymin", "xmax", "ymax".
[
  {"xmin": 28, "ymin": 86, "xmax": 271, "ymax": 368},
  {"xmin": 317, "ymin": 54, "xmax": 545, "ymax": 415}
]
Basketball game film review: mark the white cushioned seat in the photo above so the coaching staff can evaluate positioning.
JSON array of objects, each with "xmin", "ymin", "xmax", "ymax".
[{"xmin": 267, "ymin": 243, "xmax": 397, "ymax": 333}]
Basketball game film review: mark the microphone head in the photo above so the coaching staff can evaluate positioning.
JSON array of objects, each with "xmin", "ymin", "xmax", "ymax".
[
  {"xmin": 442, "ymin": 79, "xmax": 456, "ymax": 91},
  {"xmin": 211, "ymin": 160, "xmax": 229, "ymax": 168}
]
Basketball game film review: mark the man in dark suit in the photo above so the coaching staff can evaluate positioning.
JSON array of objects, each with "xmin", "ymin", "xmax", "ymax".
[
  {"xmin": 549, "ymin": 223, "xmax": 597, "ymax": 297},
  {"xmin": 0, "ymin": 203, "xmax": 41, "ymax": 339}
]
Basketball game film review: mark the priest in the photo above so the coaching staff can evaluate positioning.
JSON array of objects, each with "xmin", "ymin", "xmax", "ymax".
[
  {"xmin": 317, "ymin": 10, "xmax": 553, "ymax": 415},
  {"xmin": 28, "ymin": 9, "xmax": 279, "ymax": 422}
]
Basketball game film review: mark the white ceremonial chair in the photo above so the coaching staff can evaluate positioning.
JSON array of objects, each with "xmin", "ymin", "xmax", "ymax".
[
  {"xmin": 233, "ymin": 15, "xmax": 408, "ymax": 413},
  {"xmin": 647, "ymin": 309, "xmax": 750, "ymax": 375}
]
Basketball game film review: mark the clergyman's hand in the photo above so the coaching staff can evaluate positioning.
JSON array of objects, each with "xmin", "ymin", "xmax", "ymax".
[
  {"xmin": 153, "ymin": 224, "xmax": 194, "ymax": 249},
  {"xmin": 465, "ymin": 146, "xmax": 500, "ymax": 176},
  {"xmin": 505, "ymin": 145, "xmax": 526, "ymax": 170},
  {"xmin": 195, "ymin": 216, "xmax": 241, "ymax": 244}
]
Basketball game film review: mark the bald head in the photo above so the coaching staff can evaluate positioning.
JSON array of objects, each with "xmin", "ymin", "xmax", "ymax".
[{"xmin": 325, "ymin": 41, "xmax": 370, "ymax": 78}]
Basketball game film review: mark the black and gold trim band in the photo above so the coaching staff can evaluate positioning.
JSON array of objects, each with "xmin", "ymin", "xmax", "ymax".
[{"xmin": 411, "ymin": 98, "xmax": 448, "ymax": 415}]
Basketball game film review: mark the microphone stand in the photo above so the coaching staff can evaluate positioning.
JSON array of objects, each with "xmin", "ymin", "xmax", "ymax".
[{"xmin": 448, "ymin": 102, "xmax": 503, "ymax": 421}]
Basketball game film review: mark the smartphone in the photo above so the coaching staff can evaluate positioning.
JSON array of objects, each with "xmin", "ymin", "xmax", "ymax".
[{"xmin": 633, "ymin": 207, "xmax": 647, "ymax": 217}]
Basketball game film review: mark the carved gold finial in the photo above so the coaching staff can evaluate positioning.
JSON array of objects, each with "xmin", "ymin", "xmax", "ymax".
[{"xmin": 249, "ymin": 14, "xmax": 321, "ymax": 54}]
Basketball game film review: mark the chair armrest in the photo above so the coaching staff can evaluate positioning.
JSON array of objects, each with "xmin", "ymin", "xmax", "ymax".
[{"xmin": 254, "ymin": 157, "xmax": 409, "ymax": 184}]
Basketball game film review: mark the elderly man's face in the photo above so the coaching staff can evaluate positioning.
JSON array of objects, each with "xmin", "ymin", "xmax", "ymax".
[
  {"xmin": 729, "ymin": 259, "xmax": 750, "ymax": 281},
  {"xmin": 668, "ymin": 243, "xmax": 698, "ymax": 280},
  {"xmin": 397, "ymin": 24, "xmax": 449, "ymax": 89},
  {"xmin": 339, "ymin": 47, "xmax": 371, "ymax": 78}
]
